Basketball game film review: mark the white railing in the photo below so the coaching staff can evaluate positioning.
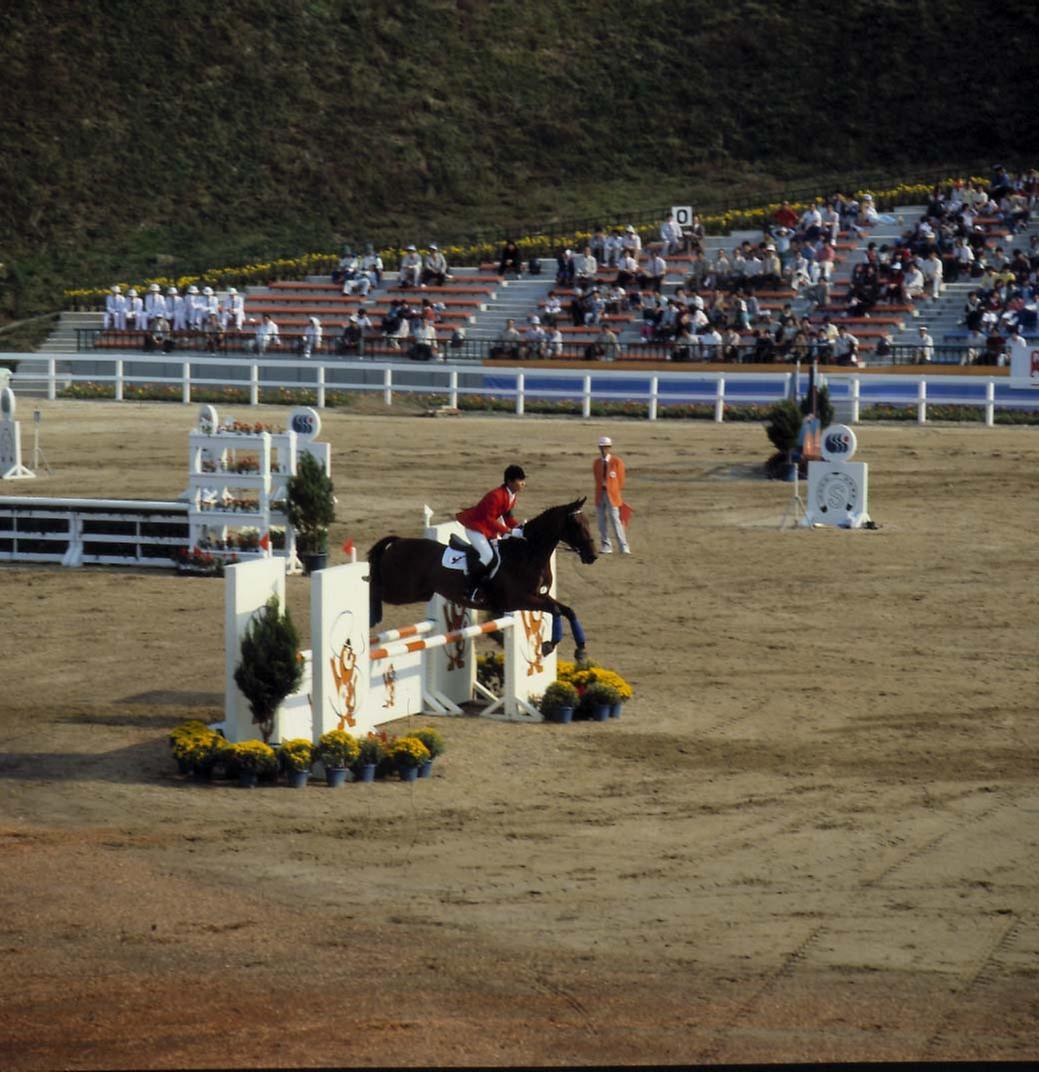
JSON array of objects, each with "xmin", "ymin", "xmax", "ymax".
[{"xmin": 6, "ymin": 352, "xmax": 1036, "ymax": 426}]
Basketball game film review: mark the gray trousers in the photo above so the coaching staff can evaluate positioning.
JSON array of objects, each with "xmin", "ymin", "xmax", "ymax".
[{"xmin": 597, "ymin": 498, "xmax": 629, "ymax": 551}]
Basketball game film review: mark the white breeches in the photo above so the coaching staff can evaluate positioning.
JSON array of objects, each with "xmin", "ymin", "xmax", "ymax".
[{"xmin": 464, "ymin": 529, "xmax": 495, "ymax": 566}]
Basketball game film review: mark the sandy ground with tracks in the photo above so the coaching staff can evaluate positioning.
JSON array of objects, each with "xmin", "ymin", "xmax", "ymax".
[{"xmin": 1, "ymin": 400, "xmax": 1037, "ymax": 1069}]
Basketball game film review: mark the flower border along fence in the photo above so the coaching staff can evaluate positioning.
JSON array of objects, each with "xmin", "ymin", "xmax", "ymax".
[{"xmin": 9, "ymin": 352, "xmax": 1038, "ymax": 426}]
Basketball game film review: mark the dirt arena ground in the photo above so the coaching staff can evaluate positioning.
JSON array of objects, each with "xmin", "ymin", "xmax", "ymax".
[{"xmin": 1, "ymin": 400, "xmax": 1037, "ymax": 1069}]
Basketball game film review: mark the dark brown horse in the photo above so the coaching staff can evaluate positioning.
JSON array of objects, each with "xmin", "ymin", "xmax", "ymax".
[{"xmin": 367, "ymin": 498, "xmax": 597, "ymax": 660}]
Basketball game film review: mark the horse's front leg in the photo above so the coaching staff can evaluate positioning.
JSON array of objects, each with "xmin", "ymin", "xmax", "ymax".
[{"xmin": 518, "ymin": 593, "xmax": 588, "ymax": 663}]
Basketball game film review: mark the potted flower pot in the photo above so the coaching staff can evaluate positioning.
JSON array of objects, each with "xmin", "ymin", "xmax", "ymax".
[
  {"xmin": 592, "ymin": 703, "xmax": 611, "ymax": 722},
  {"xmin": 238, "ymin": 769, "xmax": 259, "ymax": 788},
  {"xmin": 325, "ymin": 766, "xmax": 348, "ymax": 788},
  {"xmin": 399, "ymin": 765, "xmax": 420, "ymax": 783},
  {"xmin": 300, "ymin": 550, "xmax": 328, "ymax": 575},
  {"xmin": 356, "ymin": 763, "xmax": 377, "ymax": 783},
  {"xmin": 418, "ymin": 759, "xmax": 434, "ymax": 778},
  {"xmin": 551, "ymin": 705, "xmax": 574, "ymax": 724},
  {"xmin": 609, "ymin": 701, "xmax": 623, "ymax": 719},
  {"xmin": 286, "ymin": 768, "xmax": 310, "ymax": 789}
]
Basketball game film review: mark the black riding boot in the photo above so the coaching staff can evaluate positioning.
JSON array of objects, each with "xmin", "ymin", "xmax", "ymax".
[{"xmin": 466, "ymin": 550, "xmax": 489, "ymax": 603}]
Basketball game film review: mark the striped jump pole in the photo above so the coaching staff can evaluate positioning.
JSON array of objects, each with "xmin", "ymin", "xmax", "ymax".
[
  {"xmin": 371, "ymin": 620, "xmax": 434, "ymax": 646},
  {"xmin": 370, "ymin": 616, "xmax": 512, "ymax": 663}
]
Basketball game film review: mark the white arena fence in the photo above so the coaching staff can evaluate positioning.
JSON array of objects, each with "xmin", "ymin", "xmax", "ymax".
[{"xmin": 7, "ymin": 352, "xmax": 1039, "ymax": 425}]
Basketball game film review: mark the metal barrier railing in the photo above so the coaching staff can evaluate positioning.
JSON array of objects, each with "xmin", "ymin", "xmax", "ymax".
[{"xmin": 76, "ymin": 328, "xmax": 1003, "ymax": 369}]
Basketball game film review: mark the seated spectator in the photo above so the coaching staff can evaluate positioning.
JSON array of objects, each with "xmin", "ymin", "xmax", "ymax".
[
  {"xmin": 750, "ymin": 327, "xmax": 776, "ymax": 363},
  {"xmin": 409, "ymin": 318, "xmax": 438, "ymax": 361},
  {"xmin": 104, "ymin": 285, "xmax": 127, "ymax": 331},
  {"xmin": 584, "ymin": 288, "xmax": 606, "ymax": 327},
  {"xmin": 542, "ymin": 293, "xmax": 563, "ymax": 326},
  {"xmin": 596, "ymin": 324, "xmax": 621, "ymax": 362},
  {"xmin": 921, "ymin": 250, "xmax": 944, "ymax": 301},
  {"xmin": 546, "ymin": 326, "xmax": 563, "ymax": 359},
  {"xmin": 685, "ymin": 250, "xmax": 708, "ymax": 291},
  {"xmin": 301, "ymin": 315, "xmax": 322, "ymax": 359},
  {"xmin": 449, "ymin": 325, "xmax": 467, "ymax": 351},
  {"xmin": 254, "ymin": 314, "xmax": 280, "ymax": 353},
  {"xmin": 491, "ymin": 318, "xmax": 522, "ymax": 360},
  {"xmin": 722, "ymin": 326, "xmax": 742, "ymax": 363},
  {"xmin": 638, "ymin": 251, "xmax": 667, "ymax": 293},
  {"xmin": 615, "ymin": 251, "xmax": 639, "ymax": 288},
  {"xmin": 670, "ymin": 326, "xmax": 698, "ymax": 362},
  {"xmin": 590, "ymin": 225, "xmax": 607, "ymax": 261},
  {"xmin": 603, "ymin": 229, "xmax": 623, "ymax": 267},
  {"xmin": 833, "ymin": 324, "xmax": 860, "ymax": 367},
  {"xmin": 420, "ymin": 244, "xmax": 448, "ymax": 287},
  {"xmin": 773, "ymin": 200, "xmax": 799, "ymax": 232},
  {"xmin": 523, "ymin": 316, "xmax": 547, "ymax": 359},
  {"xmin": 361, "ymin": 243, "xmax": 383, "ymax": 285},
  {"xmin": 399, "ymin": 245, "xmax": 422, "ymax": 287},
  {"xmin": 621, "ymin": 225, "xmax": 642, "ymax": 259},
  {"xmin": 700, "ymin": 325, "xmax": 723, "ymax": 362},
  {"xmin": 498, "ymin": 239, "xmax": 522, "ymax": 277},
  {"xmin": 335, "ymin": 246, "xmax": 361, "ymax": 289},
  {"xmin": 800, "ymin": 201, "xmax": 823, "ymax": 241},
  {"xmin": 686, "ymin": 214, "xmax": 706, "ymax": 252},
  {"xmin": 336, "ymin": 314, "xmax": 364, "ymax": 354}
]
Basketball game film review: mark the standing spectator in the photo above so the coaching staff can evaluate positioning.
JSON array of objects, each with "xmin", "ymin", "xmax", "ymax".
[
  {"xmin": 773, "ymin": 200, "xmax": 799, "ymax": 231},
  {"xmin": 421, "ymin": 244, "xmax": 448, "ymax": 287},
  {"xmin": 185, "ymin": 285, "xmax": 204, "ymax": 329},
  {"xmin": 575, "ymin": 246, "xmax": 598, "ymax": 289},
  {"xmin": 834, "ymin": 324, "xmax": 860, "ymax": 367},
  {"xmin": 201, "ymin": 286, "xmax": 219, "ymax": 322},
  {"xmin": 590, "ymin": 225, "xmax": 607, "ymax": 261},
  {"xmin": 399, "ymin": 245, "xmax": 422, "ymax": 287},
  {"xmin": 302, "ymin": 316, "xmax": 322, "ymax": 358},
  {"xmin": 498, "ymin": 239, "xmax": 522, "ymax": 276},
  {"xmin": 556, "ymin": 248, "xmax": 577, "ymax": 287},
  {"xmin": 255, "ymin": 314, "xmax": 280, "ymax": 353},
  {"xmin": 597, "ymin": 324, "xmax": 620, "ymax": 362},
  {"xmin": 660, "ymin": 213, "xmax": 684, "ymax": 255},
  {"xmin": 915, "ymin": 325, "xmax": 934, "ymax": 364},
  {"xmin": 921, "ymin": 250, "xmax": 944, "ymax": 301},
  {"xmin": 523, "ymin": 316, "xmax": 547, "ymax": 359},
  {"xmin": 593, "ymin": 435, "xmax": 630, "ymax": 555}
]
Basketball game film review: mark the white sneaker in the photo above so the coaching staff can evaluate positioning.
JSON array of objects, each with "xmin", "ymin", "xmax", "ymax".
[
  {"xmin": 600, "ymin": 546, "xmax": 612, "ymax": 554},
  {"xmin": 621, "ymin": 548, "xmax": 632, "ymax": 555}
]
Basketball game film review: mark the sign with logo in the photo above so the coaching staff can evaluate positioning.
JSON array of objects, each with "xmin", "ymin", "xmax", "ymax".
[
  {"xmin": 820, "ymin": 423, "xmax": 858, "ymax": 462},
  {"xmin": 804, "ymin": 461, "xmax": 869, "ymax": 528},
  {"xmin": 290, "ymin": 406, "xmax": 321, "ymax": 440},
  {"xmin": 1008, "ymin": 335, "xmax": 1039, "ymax": 389},
  {"xmin": 671, "ymin": 205, "xmax": 694, "ymax": 227}
]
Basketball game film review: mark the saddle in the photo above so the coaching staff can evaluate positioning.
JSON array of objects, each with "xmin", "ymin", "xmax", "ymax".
[{"xmin": 447, "ymin": 534, "xmax": 500, "ymax": 579}]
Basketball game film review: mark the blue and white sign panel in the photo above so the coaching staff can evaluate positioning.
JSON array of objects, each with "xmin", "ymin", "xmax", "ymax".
[{"xmin": 819, "ymin": 423, "xmax": 858, "ymax": 462}]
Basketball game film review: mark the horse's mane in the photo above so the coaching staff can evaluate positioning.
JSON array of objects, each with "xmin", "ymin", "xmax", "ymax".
[{"xmin": 521, "ymin": 499, "xmax": 585, "ymax": 555}]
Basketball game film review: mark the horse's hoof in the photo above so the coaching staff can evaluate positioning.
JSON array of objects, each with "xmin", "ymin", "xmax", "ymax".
[
  {"xmin": 541, "ymin": 641, "xmax": 557, "ymax": 657},
  {"xmin": 574, "ymin": 647, "xmax": 587, "ymax": 663}
]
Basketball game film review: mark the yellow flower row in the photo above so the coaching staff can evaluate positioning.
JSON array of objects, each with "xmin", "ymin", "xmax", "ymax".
[{"xmin": 557, "ymin": 660, "xmax": 633, "ymax": 700}]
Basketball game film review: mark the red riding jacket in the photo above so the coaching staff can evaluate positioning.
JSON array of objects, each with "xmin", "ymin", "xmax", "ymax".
[{"xmin": 456, "ymin": 485, "xmax": 518, "ymax": 538}]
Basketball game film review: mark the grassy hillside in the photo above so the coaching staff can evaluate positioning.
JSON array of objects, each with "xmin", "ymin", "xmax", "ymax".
[{"xmin": 1, "ymin": 0, "xmax": 1036, "ymax": 315}]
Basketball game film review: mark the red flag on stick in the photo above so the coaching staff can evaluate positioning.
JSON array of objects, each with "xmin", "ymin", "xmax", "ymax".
[
  {"xmin": 619, "ymin": 503, "xmax": 634, "ymax": 527},
  {"xmin": 258, "ymin": 531, "xmax": 271, "ymax": 551},
  {"xmin": 343, "ymin": 538, "xmax": 355, "ymax": 555}
]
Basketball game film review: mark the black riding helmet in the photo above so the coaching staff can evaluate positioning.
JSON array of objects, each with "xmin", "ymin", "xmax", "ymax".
[{"xmin": 504, "ymin": 465, "xmax": 526, "ymax": 484}]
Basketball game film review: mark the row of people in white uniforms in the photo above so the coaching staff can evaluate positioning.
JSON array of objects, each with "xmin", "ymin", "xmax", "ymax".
[{"xmin": 103, "ymin": 284, "xmax": 246, "ymax": 332}]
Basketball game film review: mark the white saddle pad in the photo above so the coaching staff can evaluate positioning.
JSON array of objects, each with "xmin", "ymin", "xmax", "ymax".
[{"xmin": 441, "ymin": 547, "xmax": 468, "ymax": 571}]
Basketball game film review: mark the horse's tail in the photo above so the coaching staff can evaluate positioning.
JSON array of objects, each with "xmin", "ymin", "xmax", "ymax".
[{"xmin": 366, "ymin": 536, "xmax": 398, "ymax": 627}]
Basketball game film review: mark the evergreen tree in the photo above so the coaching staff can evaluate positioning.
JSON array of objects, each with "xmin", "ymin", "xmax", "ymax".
[{"xmin": 233, "ymin": 595, "xmax": 303, "ymax": 743}]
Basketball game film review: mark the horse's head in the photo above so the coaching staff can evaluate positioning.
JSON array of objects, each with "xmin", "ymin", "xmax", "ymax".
[{"xmin": 562, "ymin": 497, "xmax": 597, "ymax": 564}]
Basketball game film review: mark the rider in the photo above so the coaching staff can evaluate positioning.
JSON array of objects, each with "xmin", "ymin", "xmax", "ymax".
[{"xmin": 456, "ymin": 465, "xmax": 526, "ymax": 602}]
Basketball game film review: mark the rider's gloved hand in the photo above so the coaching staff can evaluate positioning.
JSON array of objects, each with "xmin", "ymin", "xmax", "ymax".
[{"xmin": 510, "ymin": 526, "xmax": 524, "ymax": 538}]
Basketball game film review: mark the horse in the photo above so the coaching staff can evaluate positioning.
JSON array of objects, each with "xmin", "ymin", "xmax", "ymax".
[{"xmin": 367, "ymin": 498, "xmax": 597, "ymax": 661}]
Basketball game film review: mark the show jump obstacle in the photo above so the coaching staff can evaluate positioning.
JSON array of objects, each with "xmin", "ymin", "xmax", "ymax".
[
  {"xmin": 802, "ymin": 424, "xmax": 871, "ymax": 528},
  {"xmin": 219, "ymin": 519, "xmax": 557, "ymax": 743},
  {"xmin": 0, "ymin": 382, "xmax": 35, "ymax": 480}
]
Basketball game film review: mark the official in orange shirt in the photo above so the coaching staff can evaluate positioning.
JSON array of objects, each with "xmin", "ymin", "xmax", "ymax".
[{"xmin": 593, "ymin": 436, "xmax": 630, "ymax": 554}]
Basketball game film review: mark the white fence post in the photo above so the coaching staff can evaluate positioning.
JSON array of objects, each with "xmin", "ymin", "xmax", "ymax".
[
  {"xmin": 582, "ymin": 375, "xmax": 592, "ymax": 419},
  {"xmin": 182, "ymin": 362, "xmax": 191, "ymax": 404},
  {"xmin": 317, "ymin": 365, "xmax": 326, "ymax": 409},
  {"xmin": 449, "ymin": 370, "xmax": 459, "ymax": 409},
  {"xmin": 114, "ymin": 360, "xmax": 124, "ymax": 402},
  {"xmin": 648, "ymin": 375, "xmax": 659, "ymax": 421},
  {"xmin": 515, "ymin": 372, "xmax": 525, "ymax": 415},
  {"xmin": 984, "ymin": 380, "xmax": 995, "ymax": 427},
  {"xmin": 383, "ymin": 367, "xmax": 393, "ymax": 407},
  {"xmin": 249, "ymin": 364, "xmax": 259, "ymax": 406},
  {"xmin": 850, "ymin": 376, "xmax": 861, "ymax": 424},
  {"xmin": 917, "ymin": 379, "xmax": 927, "ymax": 424},
  {"xmin": 714, "ymin": 378, "xmax": 725, "ymax": 423},
  {"xmin": 48, "ymin": 358, "xmax": 56, "ymax": 401}
]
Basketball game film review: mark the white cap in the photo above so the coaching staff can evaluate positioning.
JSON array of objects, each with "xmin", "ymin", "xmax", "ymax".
[
  {"xmin": 530, "ymin": 315, "xmax": 540, "ymax": 324},
  {"xmin": 598, "ymin": 435, "xmax": 612, "ymax": 447},
  {"xmin": 149, "ymin": 283, "xmax": 160, "ymax": 292},
  {"xmin": 111, "ymin": 285, "xmax": 121, "ymax": 293},
  {"xmin": 202, "ymin": 286, "xmax": 214, "ymax": 295},
  {"xmin": 227, "ymin": 287, "xmax": 237, "ymax": 295},
  {"xmin": 187, "ymin": 285, "xmax": 199, "ymax": 294},
  {"xmin": 167, "ymin": 286, "xmax": 178, "ymax": 295},
  {"xmin": 127, "ymin": 288, "xmax": 138, "ymax": 296}
]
